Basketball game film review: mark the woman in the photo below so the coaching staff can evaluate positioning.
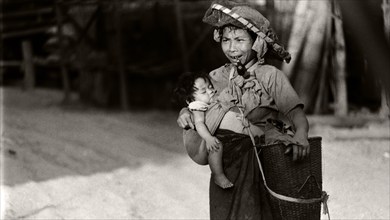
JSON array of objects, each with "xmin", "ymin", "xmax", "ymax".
[{"xmin": 177, "ymin": 1, "xmax": 310, "ymax": 219}]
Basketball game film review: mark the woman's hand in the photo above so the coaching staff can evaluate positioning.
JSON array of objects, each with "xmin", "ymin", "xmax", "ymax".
[
  {"xmin": 285, "ymin": 106, "xmax": 310, "ymax": 161},
  {"xmin": 177, "ymin": 108, "xmax": 195, "ymax": 130},
  {"xmin": 285, "ymin": 130, "xmax": 310, "ymax": 161}
]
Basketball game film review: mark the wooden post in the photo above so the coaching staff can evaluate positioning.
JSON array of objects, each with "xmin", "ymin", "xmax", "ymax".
[
  {"xmin": 55, "ymin": 1, "xmax": 71, "ymax": 103},
  {"xmin": 174, "ymin": 0, "xmax": 189, "ymax": 72},
  {"xmin": 266, "ymin": 0, "xmax": 274, "ymax": 10},
  {"xmin": 0, "ymin": 65, "xmax": 3, "ymax": 86},
  {"xmin": 270, "ymin": 0, "xmax": 296, "ymax": 46},
  {"xmin": 333, "ymin": 0, "xmax": 348, "ymax": 116},
  {"xmin": 114, "ymin": 0, "xmax": 128, "ymax": 110},
  {"xmin": 380, "ymin": 89, "xmax": 390, "ymax": 117},
  {"xmin": 314, "ymin": 11, "xmax": 332, "ymax": 114},
  {"xmin": 21, "ymin": 40, "xmax": 35, "ymax": 90},
  {"xmin": 281, "ymin": 0, "xmax": 314, "ymax": 78},
  {"xmin": 380, "ymin": 0, "xmax": 390, "ymax": 117},
  {"xmin": 291, "ymin": 1, "xmax": 329, "ymax": 110},
  {"xmin": 383, "ymin": 0, "xmax": 390, "ymax": 41}
]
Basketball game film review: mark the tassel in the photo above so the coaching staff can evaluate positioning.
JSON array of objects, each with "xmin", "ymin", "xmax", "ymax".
[{"xmin": 322, "ymin": 191, "xmax": 330, "ymax": 217}]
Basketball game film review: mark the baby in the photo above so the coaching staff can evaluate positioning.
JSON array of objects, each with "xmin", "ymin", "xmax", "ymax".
[
  {"xmin": 174, "ymin": 72, "xmax": 234, "ymax": 189},
  {"xmin": 174, "ymin": 72, "xmax": 297, "ymax": 188}
]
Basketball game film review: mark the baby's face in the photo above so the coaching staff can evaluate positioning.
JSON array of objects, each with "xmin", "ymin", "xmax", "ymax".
[{"xmin": 193, "ymin": 77, "xmax": 215, "ymax": 104}]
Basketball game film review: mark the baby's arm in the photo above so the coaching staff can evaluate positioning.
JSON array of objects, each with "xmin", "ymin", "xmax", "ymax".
[{"xmin": 193, "ymin": 110, "xmax": 220, "ymax": 153}]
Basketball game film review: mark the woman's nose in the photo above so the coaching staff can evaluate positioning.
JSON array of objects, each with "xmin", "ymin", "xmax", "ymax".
[{"xmin": 228, "ymin": 41, "xmax": 237, "ymax": 52}]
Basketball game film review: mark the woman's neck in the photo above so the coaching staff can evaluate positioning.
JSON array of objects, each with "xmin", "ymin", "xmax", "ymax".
[{"xmin": 244, "ymin": 58, "xmax": 257, "ymax": 69}]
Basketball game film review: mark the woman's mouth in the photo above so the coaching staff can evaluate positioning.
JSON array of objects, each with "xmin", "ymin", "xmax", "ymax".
[{"xmin": 230, "ymin": 55, "xmax": 242, "ymax": 63}]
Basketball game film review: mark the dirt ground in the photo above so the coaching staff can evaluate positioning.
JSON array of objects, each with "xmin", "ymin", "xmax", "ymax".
[{"xmin": 1, "ymin": 87, "xmax": 389, "ymax": 220}]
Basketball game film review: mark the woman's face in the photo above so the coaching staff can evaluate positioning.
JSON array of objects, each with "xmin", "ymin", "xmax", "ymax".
[{"xmin": 221, "ymin": 27, "xmax": 256, "ymax": 66}]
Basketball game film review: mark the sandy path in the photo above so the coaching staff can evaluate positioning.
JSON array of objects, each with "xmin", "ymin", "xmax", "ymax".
[
  {"xmin": 311, "ymin": 124, "xmax": 390, "ymax": 219},
  {"xmin": 1, "ymin": 87, "xmax": 389, "ymax": 219},
  {"xmin": 1, "ymin": 88, "xmax": 210, "ymax": 219}
]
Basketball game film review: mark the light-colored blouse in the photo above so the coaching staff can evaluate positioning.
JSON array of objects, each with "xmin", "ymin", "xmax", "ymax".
[{"xmin": 183, "ymin": 61, "xmax": 303, "ymax": 160}]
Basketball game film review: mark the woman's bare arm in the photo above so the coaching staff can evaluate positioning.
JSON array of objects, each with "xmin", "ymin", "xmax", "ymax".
[
  {"xmin": 177, "ymin": 108, "xmax": 208, "ymax": 165},
  {"xmin": 286, "ymin": 106, "xmax": 310, "ymax": 161}
]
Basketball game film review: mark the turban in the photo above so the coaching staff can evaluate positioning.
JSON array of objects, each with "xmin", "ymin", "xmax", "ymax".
[{"xmin": 203, "ymin": 0, "xmax": 291, "ymax": 63}]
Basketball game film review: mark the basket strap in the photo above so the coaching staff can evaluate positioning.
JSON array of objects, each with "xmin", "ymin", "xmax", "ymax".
[{"xmin": 244, "ymin": 121, "xmax": 330, "ymax": 217}]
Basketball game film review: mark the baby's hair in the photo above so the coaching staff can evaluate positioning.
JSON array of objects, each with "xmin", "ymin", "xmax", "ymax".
[{"xmin": 174, "ymin": 72, "xmax": 211, "ymax": 107}]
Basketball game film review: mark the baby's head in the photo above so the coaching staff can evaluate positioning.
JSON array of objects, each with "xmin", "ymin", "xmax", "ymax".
[{"xmin": 174, "ymin": 72, "xmax": 216, "ymax": 106}]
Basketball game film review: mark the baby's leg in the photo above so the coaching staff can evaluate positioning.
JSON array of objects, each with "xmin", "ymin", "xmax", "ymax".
[{"xmin": 208, "ymin": 146, "xmax": 233, "ymax": 189}]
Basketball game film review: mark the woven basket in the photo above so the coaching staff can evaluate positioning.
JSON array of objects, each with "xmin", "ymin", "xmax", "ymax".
[{"xmin": 257, "ymin": 137, "xmax": 324, "ymax": 220}]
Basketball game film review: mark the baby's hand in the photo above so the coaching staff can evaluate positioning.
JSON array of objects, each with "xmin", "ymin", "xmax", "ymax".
[{"xmin": 206, "ymin": 137, "xmax": 221, "ymax": 153}]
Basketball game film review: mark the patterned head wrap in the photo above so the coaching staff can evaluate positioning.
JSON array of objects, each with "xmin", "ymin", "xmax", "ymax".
[{"xmin": 202, "ymin": 0, "xmax": 291, "ymax": 63}]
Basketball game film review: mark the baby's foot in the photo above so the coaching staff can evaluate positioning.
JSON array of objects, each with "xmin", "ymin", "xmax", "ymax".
[{"xmin": 213, "ymin": 174, "xmax": 234, "ymax": 189}]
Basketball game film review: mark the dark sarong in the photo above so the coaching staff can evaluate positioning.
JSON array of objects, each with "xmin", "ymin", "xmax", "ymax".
[{"xmin": 210, "ymin": 129, "xmax": 275, "ymax": 220}]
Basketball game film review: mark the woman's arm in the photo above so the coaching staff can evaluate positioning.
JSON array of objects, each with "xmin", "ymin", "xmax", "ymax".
[
  {"xmin": 286, "ymin": 106, "xmax": 310, "ymax": 161},
  {"xmin": 259, "ymin": 66, "xmax": 310, "ymax": 161},
  {"xmin": 177, "ymin": 108, "xmax": 208, "ymax": 165}
]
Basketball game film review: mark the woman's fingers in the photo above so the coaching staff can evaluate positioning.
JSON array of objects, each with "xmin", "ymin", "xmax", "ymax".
[
  {"xmin": 299, "ymin": 147, "xmax": 304, "ymax": 160},
  {"xmin": 185, "ymin": 115, "xmax": 194, "ymax": 129},
  {"xmin": 302, "ymin": 145, "xmax": 309, "ymax": 158},
  {"xmin": 176, "ymin": 117, "xmax": 184, "ymax": 128},
  {"xmin": 284, "ymin": 145, "xmax": 292, "ymax": 155},
  {"xmin": 298, "ymin": 145, "xmax": 303, "ymax": 161},
  {"xmin": 178, "ymin": 117, "xmax": 188, "ymax": 129},
  {"xmin": 301, "ymin": 143, "xmax": 310, "ymax": 160},
  {"xmin": 177, "ymin": 112, "xmax": 194, "ymax": 129},
  {"xmin": 306, "ymin": 144, "xmax": 310, "ymax": 155},
  {"xmin": 286, "ymin": 143, "xmax": 310, "ymax": 161},
  {"xmin": 292, "ymin": 145, "xmax": 299, "ymax": 161},
  {"xmin": 299, "ymin": 144, "xmax": 310, "ymax": 160}
]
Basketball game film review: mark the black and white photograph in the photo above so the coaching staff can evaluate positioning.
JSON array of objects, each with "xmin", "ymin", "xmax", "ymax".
[{"xmin": 1, "ymin": 0, "xmax": 389, "ymax": 219}]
